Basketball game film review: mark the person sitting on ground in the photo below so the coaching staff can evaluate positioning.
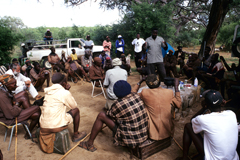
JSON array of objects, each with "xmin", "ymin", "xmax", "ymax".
[
  {"xmin": 120, "ymin": 54, "xmax": 131, "ymax": 75},
  {"xmin": 48, "ymin": 47, "xmax": 67, "ymax": 73},
  {"xmin": 81, "ymin": 51, "xmax": 93, "ymax": 73},
  {"xmin": 40, "ymin": 73, "xmax": 87, "ymax": 143},
  {"xmin": 78, "ymin": 80, "xmax": 148, "ymax": 152},
  {"xmin": 174, "ymin": 46, "xmax": 186, "ymax": 74},
  {"xmin": 182, "ymin": 54, "xmax": 201, "ymax": 82},
  {"xmin": 103, "ymin": 36, "xmax": 112, "ymax": 56},
  {"xmin": 89, "ymin": 57, "xmax": 105, "ymax": 86},
  {"xmin": 103, "ymin": 58, "xmax": 128, "ymax": 110},
  {"xmin": 21, "ymin": 60, "xmax": 34, "ymax": 77},
  {"xmin": 164, "ymin": 50, "xmax": 178, "ymax": 77},
  {"xmin": 133, "ymin": 74, "xmax": 181, "ymax": 141},
  {"xmin": 5, "ymin": 63, "xmax": 42, "ymax": 100},
  {"xmin": 65, "ymin": 56, "xmax": 90, "ymax": 83},
  {"xmin": 197, "ymin": 53, "xmax": 225, "ymax": 90},
  {"xmin": 29, "ymin": 62, "xmax": 50, "ymax": 91},
  {"xmin": 175, "ymin": 90, "xmax": 239, "ymax": 160},
  {"xmin": 0, "ymin": 74, "xmax": 41, "ymax": 139},
  {"xmin": 99, "ymin": 50, "xmax": 111, "ymax": 68},
  {"xmin": 103, "ymin": 57, "xmax": 113, "ymax": 72},
  {"xmin": 43, "ymin": 29, "xmax": 53, "ymax": 44}
]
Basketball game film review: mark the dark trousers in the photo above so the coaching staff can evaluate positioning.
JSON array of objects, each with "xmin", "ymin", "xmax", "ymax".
[
  {"xmin": 147, "ymin": 62, "xmax": 166, "ymax": 81},
  {"xmin": 135, "ymin": 51, "xmax": 142, "ymax": 68},
  {"xmin": 116, "ymin": 50, "xmax": 123, "ymax": 58}
]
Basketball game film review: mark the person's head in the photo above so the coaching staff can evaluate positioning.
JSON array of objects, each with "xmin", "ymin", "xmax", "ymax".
[
  {"xmin": 151, "ymin": 28, "xmax": 158, "ymax": 39},
  {"xmin": 21, "ymin": 43, "xmax": 25, "ymax": 48},
  {"xmin": 113, "ymin": 80, "xmax": 131, "ymax": 98},
  {"xmin": 203, "ymin": 90, "xmax": 223, "ymax": 112},
  {"xmin": 189, "ymin": 53, "xmax": 198, "ymax": 62},
  {"xmin": 33, "ymin": 62, "xmax": 40, "ymax": 71},
  {"xmin": 25, "ymin": 60, "xmax": 31, "ymax": 66},
  {"xmin": 50, "ymin": 47, "xmax": 55, "ymax": 53},
  {"xmin": 136, "ymin": 33, "xmax": 140, "ymax": 39},
  {"xmin": 52, "ymin": 73, "xmax": 70, "ymax": 90},
  {"xmin": 211, "ymin": 53, "xmax": 219, "ymax": 63},
  {"xmin": 101, "ymin": 50, "xmax": 106, "ymax": 56},
  {"xmin": 85, "ymin": 51, "xmax": 91, "ymax": 58},
  {"xmin": 204, "ymin": 46, "xmax": 211, "ymax": 57},
  {"xmin": 177, "ymin": 46, "xmax": 182, "ymax": 52},
  {"xmin": 93, "ymin": 57, "xmax": 102, "ymax": 67},
  {"xmin": 12, "ymin": 58, "xmax": 18, "ymax": 64},
  {"xmin": 168, "ymin": 50, "xmax": 173, "ymax": 56},
  {"xmin": 120, "ymin": 54, "xmax": 126, "ymax": 60},
  {"xmin": 11, "ymin": 63, "xmax": 21, "ymax": 76},
  {"xmin": 47, "ymin": 29, "xmax": 50, "ymax": 33},
  {"xmin": 106, "ymin": 36, "xmax": 110, "ymax": 42},
  {"xmin": 71, "ymin": 49, "xmax": 76, "ymax": 54},
  {"xmin": 67, "ymin": 56, "xmax": 72, "ymax": 63},
  {"xmin": 86, "ymin": 35, "xmax": 90, "ymax": 40},
  {"xmin": 146, "ymin": 74, "xmax": 160, "ymax": 89},
  {"xmin": 118, "ymin": 35, "xmax": 122, "ymax": 40},
  {"xmin": 106, "ymin": 57, "xmax": 111, "ymax": 62},
  {"xmin": 0, "ymin": 74, "xmax": 17, "ymax": 91},
  {"xmin": 112, "ymin": 58, "xmax": 122, "ymax": 67}
]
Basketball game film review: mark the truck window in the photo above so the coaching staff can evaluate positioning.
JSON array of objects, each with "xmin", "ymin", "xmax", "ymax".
[{"xmin": 70, "ymin": 40, "xmax": 82, "ymax": 48}]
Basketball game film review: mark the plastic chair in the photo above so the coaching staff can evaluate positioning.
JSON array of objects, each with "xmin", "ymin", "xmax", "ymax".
[
  {"xmin": 91, "ymin": 80, "xmax": 106, "ymax": 99},
  {"xmin": 0, "ymin": 121, "xmax": 32, "ymax": 150}
]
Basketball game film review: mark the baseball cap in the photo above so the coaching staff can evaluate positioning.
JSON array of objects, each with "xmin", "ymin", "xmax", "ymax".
[
  {"xmin": 118, "ymin": 35, "xmax": 122, "ymax": 38},
  {"xmin": 21, "ymin": 43, "xmax": 25, "ymax": 47},
  {"xmin": 203, "ymin": 90, "xmax": 223, "ymax": 107},
  {"xmin": 47, "ymin": 29, "xmax": 50, "ymax": 31}
]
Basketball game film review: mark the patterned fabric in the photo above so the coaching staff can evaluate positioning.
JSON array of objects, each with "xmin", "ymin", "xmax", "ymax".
[
  {"xmin": 0, "ymin": 74, "xmax": 14, "ymax": 85},
  {"xmin": 106, "ymin": 92, "xmax": 148, "ymax": 148},
  {"xmin": 0, "ymin": 66, "xmax": 7, "ymax": 76}
]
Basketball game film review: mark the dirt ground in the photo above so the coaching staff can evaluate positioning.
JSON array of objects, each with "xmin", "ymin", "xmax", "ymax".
[{"xmin": 1, "ymin": 48, "xmax": 233, "ymax": 160}]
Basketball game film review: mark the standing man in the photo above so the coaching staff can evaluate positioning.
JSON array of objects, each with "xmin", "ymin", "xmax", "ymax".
[
  {"xmin": 145, "ymin": 28, "xmax": 168, "ymax": 80},
  {"xmin": 44, "ymin": 29, "xmax": 53, "ymax": 44},
  {"xmin": 115, "ymin": 35, "xmax": 125, "ymax": 58},
  {"xmin": 19, "ymin": 43, "xmax": 29, "ymax": 63},
  {"xmin": 132, "ymin": 34, "xmax": 145, "ymax": 68},
  {"xmin": 83, "ymin": 35, "xmax": 94, "ymax": 55},
  {"xmin": 103, "ymin": 36, "xmax": 112, "ymax": 56}
]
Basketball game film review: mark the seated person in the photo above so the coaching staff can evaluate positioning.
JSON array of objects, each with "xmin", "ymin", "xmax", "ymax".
[
  {"xmin": 81, "ymin": 51, "xmax": 93, "ymax": 73},
  {"xmin": 29, "ymin": 62, "xmax": 50, "ymax": 91},
  {"xmin": 103, "ymin": 58, "xmax": 128, "ymax": 110},
  {"xmin": 40, "ymin": 73, "xmax": 86, "ymax": 142},
  {"xmin": 48, "ymin": 47, "xmax": 67, "ymax": 73},
  {"xmin": 5, "ymin": 63, "xmax": 41, "ymax": 100},
  {"xmin": 164, "ymin": 50, "xmax": 178, "ymax": 77},
  {"xmin": 182, "ymin": 54, "xmax": 201, "ymax": 82},
  {"xmin": 0, "ymin": 74, "xmax": 41, "ymax": 138},
  {"xmin": 70, "ymin": 49, "xmax": 81, "ymax": 64},
  {"xmin": 103, "ymin": 57, "xmax": 113, "ymax": 72},
  {"xmin": 43, "ymin": 29, "xmax": 53, "ymax": 44},
  {"xmin": 78, "ymin": 80, "xmax": 148, "ymax": 151},
  {"xmin": 99, "ymin": 50, "xmax": 111, "ymax": 68},
  {"xmin": 65, "ymin": 56, "xmax": 90, "ymax": 83},
  {"xmin": 174, "ymin": 46, "xmax": 186, "ymax": 74},
  {"xmin": 175, "ymin": 90, "xmax": 239, "ymax": 160},
  {"xmin": 19, "ymin": 43, "xmax": 29, "ymax": 63},
  {"xmin": 120, "ymin": 54, "xmax": 131, "ymax": 75},
  {"xmin": 89, "ymin": 57, "xmax": 105, "ymax": 86},
  {"xmin": 21, "ymin": 60, "xmax": 33, "ymax": 77},
  {"xmin": 137, "ymin": 55, "xmax": 148, "ymax": 77},
  {"xmin": 197, "ymin": 53, "xmax": 225, "ymax": 90},
  {"xmin": 133, "ymin": 74, "xmax": 181, "ymax": 141}
]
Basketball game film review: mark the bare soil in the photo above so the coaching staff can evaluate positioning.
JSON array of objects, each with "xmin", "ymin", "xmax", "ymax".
[{"xmin": 0, "ymin": 48, "xmax": 233, "ymax": 160}]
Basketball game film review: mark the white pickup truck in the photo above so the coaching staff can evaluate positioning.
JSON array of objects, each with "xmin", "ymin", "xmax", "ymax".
[{"xmin": 26, "ymin": 38, "xmax": 103, "ymax": 69}]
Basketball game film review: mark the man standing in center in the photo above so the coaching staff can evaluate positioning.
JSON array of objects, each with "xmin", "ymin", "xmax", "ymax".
[
  {"xmin": 103, "ymin": 58, "xmax": 128, "ymax": 110},
  {"xmin": 145, "ymin": 28, "xmax": 168, "ymax": 80},
  {"xmin": 132, "ymin": 33, "xmax": 145, "ymax": 68}
]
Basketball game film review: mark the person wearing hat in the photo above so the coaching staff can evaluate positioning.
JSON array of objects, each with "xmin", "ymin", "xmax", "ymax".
[
  {"xmin": 83, "ymin": 35, "xmax": 94, "ymax": 54},
  {"xmin": 132, "ymin": 33, "xmax": 146, "ymax": 68},
  {"xmin": 133, "ymin": 74, "xmax": 181, "ymax": 141},
  {"xmin": 79, "ymin": 80, "xmax": 148, "ymax": 152},
  {"xmin": 120, "ymin": 54, "xmax": 131, "ymax": 75},
  {"xmin": 164, "ymin": 50, "xmax": 178, "ymax": 77},
  {"xmin": 174, "ymin": 46, "xmax": 186, "ymax": 74},
  {"xmin": 89, "ymin": 57, "xmax": 105, "ymax": 86},
  {"xmin": 103, "ymin": 58, "xmax": 127, "ymax": 110},
  {"xmin": 175, "ymin": 90, "xmax": 239, "ymax": 160},
  {"xmin": 43, "ymin": 29, "xmax": 53, "ymax": 44},
  {"xmin": 81, "ymin": 51, "xmax": 93, "ymax": 73},
  {"xmin": 0, "ymin": 74, "xmax": 41, "ymax": 139},
  {"xmin": 103, "ymin": 36, "xmax": 112, "ymax": 56},
  {"xmin": 99, "ymin": 50, "xmax": 111, "ymax": 67},
  {"xmin": 115, "ymin": 35, "xmax": 125, "ymax": 58},
  {"xmin": 40, "ymin": 73, "xmax": 87, "ymax": 142}
]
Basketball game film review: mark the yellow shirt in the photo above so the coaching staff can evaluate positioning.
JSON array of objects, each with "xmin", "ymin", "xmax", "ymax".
[{"xmin": 71, "ymin": 53, "xmax": 78, "ymax": 61}]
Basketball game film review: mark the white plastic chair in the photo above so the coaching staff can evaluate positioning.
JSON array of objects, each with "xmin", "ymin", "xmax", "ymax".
[{"xmin": 91, "ymin": 80, "xmax": 106, "ymax": 99}]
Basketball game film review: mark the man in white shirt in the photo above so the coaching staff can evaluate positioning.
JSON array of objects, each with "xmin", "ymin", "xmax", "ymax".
[
  {"xmin": 103, "ymin": 58, "xmax": 128, "ymax": 110},
  {"xmin": 132, "ymin": 34, "xmax": 145, "ymax": 68},
  {"xmin": 83, "ymin": 35, "xmax": 94, "ymax": 53},
  {"xmin": 176, "ymin": 90, "xmax": 239, "ymax": 160},
  {"xmin": 5, "ymin": 63, "xmax": 41, "ymax": 99}
]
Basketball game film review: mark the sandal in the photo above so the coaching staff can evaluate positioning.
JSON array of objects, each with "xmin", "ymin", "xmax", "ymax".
[
  {"xmin": 78, "ymin": 141, "xmax": 97, "ymax": 152},
  {"xmin": 72, "ymin": 131, "xmax": 87, "ymax": 142}
]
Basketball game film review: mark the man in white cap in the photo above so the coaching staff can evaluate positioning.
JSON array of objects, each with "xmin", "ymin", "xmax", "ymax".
[
  {"xmin": 115, "ymin": 35, "xmax": 125, "ymax": 58},
  {"xmin": 44, "ymin": 29, "xmax": 53, "ymax": 44},
  {"xmin": 103, "ymin": 58, "xmax": 128, "ymax": 110}
]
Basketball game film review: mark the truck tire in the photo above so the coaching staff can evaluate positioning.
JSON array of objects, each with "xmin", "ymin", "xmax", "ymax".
[
  {"xmin": 232, "ymin": 37, "xmax": 240, "ymax": 58},
  {"xmin": 42, "ymin": 58, "xmax": 52, "ymax": 69}
]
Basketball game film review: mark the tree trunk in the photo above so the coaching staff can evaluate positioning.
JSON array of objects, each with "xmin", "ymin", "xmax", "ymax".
[{"xmin": 198, "ymin": 0, "xmax": 232, "ymax": 58}]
